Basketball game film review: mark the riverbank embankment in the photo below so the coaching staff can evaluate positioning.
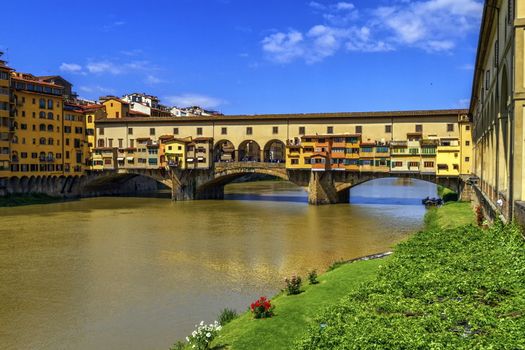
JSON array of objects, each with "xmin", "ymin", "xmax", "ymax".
[{"xmin": 190, "ymin": 202, "xmax": 524, "ymax": 350}]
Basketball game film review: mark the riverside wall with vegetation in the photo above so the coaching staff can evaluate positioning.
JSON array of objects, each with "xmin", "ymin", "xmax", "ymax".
[{"xmin": 173, "ymin": 201, "xmax": 524, "ymax": 350}]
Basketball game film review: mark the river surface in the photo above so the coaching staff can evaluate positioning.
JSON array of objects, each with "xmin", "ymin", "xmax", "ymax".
[{"xmin": 0, "ymin": 178, "xmax": 436, "ymax": 350}]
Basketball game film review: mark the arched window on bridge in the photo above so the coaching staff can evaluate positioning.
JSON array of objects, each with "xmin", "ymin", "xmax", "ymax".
[
  {"xmin": 238, "ymin": 140, "xmax": 261, "ymax": 162},
  {"xmin": 263, "ymin": 140, "xmax": 286, "ymax": 163},
  {"xmin": 214, "ymin": 140, "xmax": 236, "ymax": 162}
]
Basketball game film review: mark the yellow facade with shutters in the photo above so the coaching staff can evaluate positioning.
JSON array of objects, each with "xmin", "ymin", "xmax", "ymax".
[{"xmin": 10, "ymin": 73, "xmax": 65, "ymax": 176}]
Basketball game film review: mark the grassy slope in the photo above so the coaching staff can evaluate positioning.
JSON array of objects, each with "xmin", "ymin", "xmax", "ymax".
[
  {"xmin": 213, "ymin": 258, "xmax": 385, "ymax": 350},
  {"xmin": 425, "ymin": 201, "xmax": 475, "ymax": 230},
  {"xmin": 296, "ymin": 203, "xmax": 525, "ymax": 349}
]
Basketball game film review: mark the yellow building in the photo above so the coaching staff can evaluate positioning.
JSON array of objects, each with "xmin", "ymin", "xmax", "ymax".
[
  {"xmin": 10, "ymin": 72, "xmax": 65, "ymax": 175},
  {"xmin": 459, "ymin": 117, "xmax": 472, "ymax": 175},
  {"xmin": 84, "ymin": 104, "xmax": 106, "ymax": 169},
  {"xmin": 0, "ymin": 53, "xmax": 12, "ymax": 177},
  {"xmin": 63, "ymin": 102, "xmax": 89, "ymax": 174},
  {"xmin": 436, "ymin": 138, "xmax": 461, "ymax": 176},
  {"xmin": 101, "ymin": 97, "xmax": 129, "ymax": 119},
  {"xmin": 165, "ymin": 138, "xmax": 190, "ymax": 168}
]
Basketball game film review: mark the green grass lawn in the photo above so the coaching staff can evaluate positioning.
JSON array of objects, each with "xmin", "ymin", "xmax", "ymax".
[
  {"xmin": 211, "ymin": 258, "xmax": 385, "ymax": 350},
  {"xmin": 425, "ymin": 201, "xmax": 475, "ymax": 230},
  {"xmin": 296, "ymin": 205, "xmax": 524, "ymax": 349}
]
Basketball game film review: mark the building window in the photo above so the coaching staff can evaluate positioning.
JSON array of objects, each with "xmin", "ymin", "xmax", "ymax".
[
  {"xmin": 466, "ymin": 140, "xmax": 470, "ymax": 146},
  {"xmin": 424, "ymin": 161, "xmax": 434, "ymax": 168},
  {"xmin": 118, "ymin": 139, "xmax": 123, "ymax": 148},
  {"xmin": 272, "ymin": 126, "xmax": 278, "ymax": 134},
  {"xmin": 221, "ymin": 127, "xmax": 227, "ymax": 135},
  {"xmin": 466, "ymin": 125, "xmax": 470, "ymax": 130},
  {"xmin": 197, "ymin": 127, "xmax": 203, "ymax": 135},
  {"xmin": 150, "ymin": 128, "xmax": 155, "ymax": 136},
  {"xmin": 108, "ymin": 139, "xmax": 113, "ymax": 147},
  {"xmin": 447, "ymin": 124, "xmax": 454, "ymax": 132},
  {"xmin": 98, "ymin": 139, "xmax": 105, "ymax": 147},
  {"xmin": 116, "ymin": 111, "xmax": 120, "ymax": 118},
  {"xmin": 128, "ymin": 128, "xmax": 133, "ymax": 135},
  {"xmin": 485, "ymin": 70, "xmax": 490, "ymax": 90},
  {"xmin": 299, "ymin": 126, "xmax": 305, "ymax": 135},
  {"xmin": 327, "ymin": 126, "xmax": 333, "ymax": 134},
  {"xmin": 465, "ymin": 157, "xmax": 470, "ymax": 162},
  {"xmin": 173, "ymin": 128, "xmax": 179, "ymax": 135},
  {"xmin": 415, "ymin": 124, "xmax": 423, "ymax": 133},
  {"xmin": 39, "ymin": 98, "xmax": 45, "ymax": 108},
  {"xmin": 130, "ymin": 139, "xmax": 134, "ymax": 148},
  {"xmin": 47, "ymin": 99, "xmax": 53, "ymax": 109},
  {"xmin": 246, "ymin": 127, "xmax": 253, "ymax": 135},
  {"xmin": 355, "ymin": 126, "xmax": 362, "ymax": 134},
  {"xmin": 385, "ymin": 125, "xmax": 392, "ymax": 133}
]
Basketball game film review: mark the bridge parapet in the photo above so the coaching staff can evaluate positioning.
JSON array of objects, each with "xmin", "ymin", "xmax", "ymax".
[{"xmin": 214, "ymin": 161, "xmax": 285, "ymax": 172}]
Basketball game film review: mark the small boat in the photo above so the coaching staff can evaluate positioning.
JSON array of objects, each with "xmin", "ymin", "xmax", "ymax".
[{"xmin": 422, "ymin": 197, "xmax": 443, "ymax": 207}]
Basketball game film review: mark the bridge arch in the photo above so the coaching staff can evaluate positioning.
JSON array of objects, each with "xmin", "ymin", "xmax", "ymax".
[
  {"xmin": 334, "ymin": 173, "xmax": 460, "ymax": 197},
  {"xmin": 196, "ymin": 162, "xmax": 291, "ymax": 197},
  {"xmin": 263, "ymin": 139, "xmax": 286, "ymax": 163},
  {"xmin": 214, "ymin": 139, "xmax": 236, "ymax": 162},
  {"xmin": 238, "ymin": 140, "xmax": 261, "ymax": 162}
]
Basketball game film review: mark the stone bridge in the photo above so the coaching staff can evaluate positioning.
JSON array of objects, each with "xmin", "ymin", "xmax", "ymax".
[
  {"xmin": 1, "ymin": 162, "xmax": 473, "ymax": 204},
  {"xmin": 82, "ymin": 162, "xmax": 473, "ymax": 205}
]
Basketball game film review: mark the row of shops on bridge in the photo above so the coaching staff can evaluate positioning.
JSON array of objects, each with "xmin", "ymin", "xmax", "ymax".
[
  {"xmin": 286, "ymin": 133, "xmax": 471, "ymax": 176},
  {"xmin": 89, "ymin": 131, "xmax": 471, "ymax": 177}
]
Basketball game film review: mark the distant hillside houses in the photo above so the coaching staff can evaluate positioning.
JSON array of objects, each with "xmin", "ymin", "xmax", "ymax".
[{"xmin": 98, "ymin": 92, "xmax": 222, "ymax": 118}]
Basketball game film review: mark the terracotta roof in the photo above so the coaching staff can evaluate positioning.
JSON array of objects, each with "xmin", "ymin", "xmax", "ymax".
[
  {"xmin": 11, "ymin": 74, "xmax": 63, "ymax": 88},
  {"xmin": 95, "ymin": 109, "xmax": 468, "ymax": 125}
]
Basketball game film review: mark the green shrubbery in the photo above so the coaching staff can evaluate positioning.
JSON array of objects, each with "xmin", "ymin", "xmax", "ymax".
[
  {"xmin": 285, "ymin": 275, "xmax": 303, "ymax": 295},
  {"xmin": 307, "ymin": 270, "xmax": 319, "ymax": 285},
  {"xmin": 218, "ymin": 308, "xmax": 238, "ymax": 326},
  {"xmin": 296, "ymin": 221, "xmax": 525, "ymax": 349}
]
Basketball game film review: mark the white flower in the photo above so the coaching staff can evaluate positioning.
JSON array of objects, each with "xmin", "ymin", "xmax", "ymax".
[
  {"xmin": 206, "ymin": 332, "xmax": 211, "ymax": 338},
  {"xmin": 186, "ymin": 337, "xmax": 189, "ymax": 342},
  {"xmin": 200, "ymin": 321, "xmax": 204, "ymax": 326}
]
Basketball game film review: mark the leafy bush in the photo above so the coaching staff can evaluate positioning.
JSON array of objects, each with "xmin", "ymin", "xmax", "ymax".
[
  {"xmin": 186, "ymin": 320, "xmax": 222, "ymax": 350},
  {"xmin": 218, "ymin": 308, "xmax": 238, "ymax": 326},
  {"xmin": 285, "ymin": 275, "xmax": 302, "ymax": 295},
  {"xmin": 169, "ymin": 340, "xmax": 185, "ymax": 350},
  {"xmin": 308, "ymin": 270, "xmax": 319, "ymax": 285},
  {"xmin": 250, "ymin": 296, "xmax": 274, "ymax": 319},
  {"xmin": 476, "ymin": 205, "xmax": 484, "ymax": 227},
  {"xmin": 295, "ymin": 221, "xmax": 525, "ymax": 350}
]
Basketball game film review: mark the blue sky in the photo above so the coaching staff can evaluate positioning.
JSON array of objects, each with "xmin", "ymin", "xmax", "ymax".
[{"xmin": 0, "ymin": 0, "xmax": 482, "ymax": 115}]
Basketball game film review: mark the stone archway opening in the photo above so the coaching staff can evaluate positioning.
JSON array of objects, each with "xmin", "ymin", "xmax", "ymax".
[
  {"xmin": 263, "ymin": 140, "xmax": 286, "ymax": 163},
  {"xmin": 214, "ymin": 140, "xmax": 236, "ymax": 162},
  {"xmin": 238, "ymin": 140, "xmax": 261, "ymax": 162}
]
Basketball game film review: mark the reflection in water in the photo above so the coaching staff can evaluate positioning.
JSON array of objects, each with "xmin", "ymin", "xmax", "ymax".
[{"xmin": 0, "ymin": 178, "xmax": 435, "ymax": 350}]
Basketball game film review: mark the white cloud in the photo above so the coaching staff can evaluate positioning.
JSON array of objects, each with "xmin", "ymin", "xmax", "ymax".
[
  {"xmin": 262, "ymin": 0, "xmax": 482, "ymax": 63},
  {"xmin": 261, "ymin": 31, "xmax": 305, "ymax": 63},
  {"xmin": 144, "ymin": 75, "xmax": 164, "ymax": 84},
  {"xmin": 59, "ymin": 63, "xmax": 83, "ymax": 74},
  {"xmin": 374, "ymin": 0, "xmax": 482, "ymax": 52},
  {"xmin": 335, "ymin": 2, "xmax": 355, "ymax": 11},
  {"xmin": 86, "ymin": 61, "xmax": 123, "ymax": 75},
  {"xmin": 165, "ymin": 94, "xmax": 225, "ymax": 108}
]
